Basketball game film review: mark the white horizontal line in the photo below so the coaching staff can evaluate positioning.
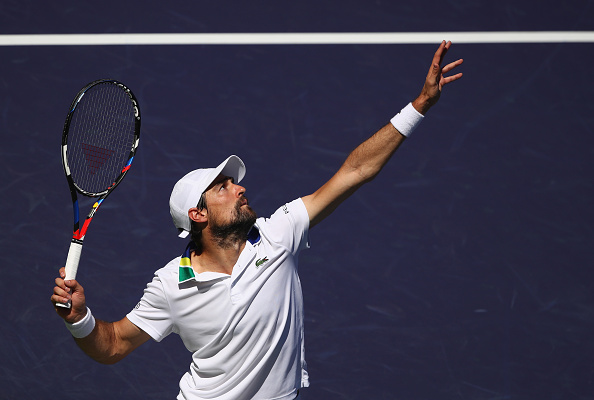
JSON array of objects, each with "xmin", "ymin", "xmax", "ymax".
[{"xmin": 1, "ymin": 32, "xmax": 593, "ymax": 46}]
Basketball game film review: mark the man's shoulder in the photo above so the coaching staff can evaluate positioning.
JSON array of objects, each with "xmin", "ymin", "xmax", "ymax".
[
  {"xmin": 257, "ymin": 198, "xmax": 308, "ymax": 227},
  {"xmin": 152, "ymin": 256, "xmax": 182, "ymax": 281},
  {"xmin": 253, "ymin": 198, "xmax": 310, "ymax": 253}
]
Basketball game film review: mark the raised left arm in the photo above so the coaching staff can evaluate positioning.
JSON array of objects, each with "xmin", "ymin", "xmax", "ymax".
[{"xmin": 302, "ymin": 41, "xmax": 463, "ymax": 228}]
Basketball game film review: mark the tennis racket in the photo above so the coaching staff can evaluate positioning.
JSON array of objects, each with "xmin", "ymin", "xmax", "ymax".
[{"xmin": 56, "ymin": 79, "xmax": 141, "ymax": 309}]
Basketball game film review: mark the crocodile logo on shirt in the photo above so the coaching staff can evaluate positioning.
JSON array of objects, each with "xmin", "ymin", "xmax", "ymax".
[{"xmin": 255, "ymin": 257, "xmax": 269, "ymax": 268}]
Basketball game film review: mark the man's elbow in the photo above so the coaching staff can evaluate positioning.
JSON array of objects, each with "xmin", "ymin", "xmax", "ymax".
[
  {"xmin": 351, "ymin": 165, "xmax": 379, "ymax": 185},
  {"xmin": 85, "ymin": 350, "xmax": 127, "ymax": 365},
  {"xmin": 75, "ymin": 338, "xmax": 130, "ymax": 365}
]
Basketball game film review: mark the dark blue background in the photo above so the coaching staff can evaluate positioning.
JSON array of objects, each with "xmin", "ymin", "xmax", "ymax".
[{"xmin": 1, "ymin": 1, "xmax": 593, "ymax": 399}]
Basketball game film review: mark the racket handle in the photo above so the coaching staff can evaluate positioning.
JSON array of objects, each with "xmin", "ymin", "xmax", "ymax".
[
  {"xmin": 56, "ymin": 241, "xmax": 83, "ymax": 309},
  {"xmin": 64, "ymin": 240, "xmax": 83, "ymax": 280}
]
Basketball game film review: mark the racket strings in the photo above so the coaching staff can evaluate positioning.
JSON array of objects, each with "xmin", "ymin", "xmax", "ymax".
[
  {"xmin": 67, "ymin": 82, "xmax": 136, "ymax": 194},
  {"xmin": 81, "ymin": 143, "xmax": 115, "ymax": 175}
]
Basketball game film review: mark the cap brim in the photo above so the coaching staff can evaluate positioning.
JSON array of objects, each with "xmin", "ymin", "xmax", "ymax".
[{"xmin": 217, "ymin": 155, "xmax": 246, "ymax": 184}]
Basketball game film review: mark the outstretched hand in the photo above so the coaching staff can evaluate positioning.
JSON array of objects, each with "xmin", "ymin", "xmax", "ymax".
[{"xmin": 413, "ymin": 40, "xmax": 464, "ymax": 115}]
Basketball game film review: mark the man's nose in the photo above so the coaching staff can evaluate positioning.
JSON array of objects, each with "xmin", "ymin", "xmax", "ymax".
[{"xmin": 235, "ymin": 184, "xmax": 246, "ymax": 197}]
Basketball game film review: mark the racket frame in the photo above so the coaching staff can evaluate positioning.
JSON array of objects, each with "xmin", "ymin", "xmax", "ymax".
[{"xmin": 57, "ymin": 79, "xmax": 140, "ymax": 308}]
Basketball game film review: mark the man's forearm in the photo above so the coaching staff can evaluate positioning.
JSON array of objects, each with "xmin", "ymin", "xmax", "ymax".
[
  {"xmin": 341, "ymin": 91, "xmax": 435, "ymax": 184},
  {"xmin": 342, "ymin": 118, "xmax": 407, "ymax": 184}
]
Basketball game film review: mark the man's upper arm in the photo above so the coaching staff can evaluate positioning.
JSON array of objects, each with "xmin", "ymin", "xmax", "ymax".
[
  {"xmin": 74, "ymin": 316, "xmax": 151, "ymax": 364},
  {"xmin": 114, "ymin": 317, "xmax": 151, "ymax": 356}
]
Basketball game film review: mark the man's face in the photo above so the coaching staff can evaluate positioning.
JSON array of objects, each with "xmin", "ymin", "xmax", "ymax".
[{"xmin": 204, "ymin": 174, "xmax": 257, "ymax": 234}]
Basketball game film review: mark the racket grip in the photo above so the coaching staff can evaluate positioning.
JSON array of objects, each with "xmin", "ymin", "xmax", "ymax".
[
  {"xmin": 56, "ymin": 241, "xmax": 83, "ymax": 309},
  {"xmin": 65, "ymin": 240, "xmax": 83, "ymax": 280}
]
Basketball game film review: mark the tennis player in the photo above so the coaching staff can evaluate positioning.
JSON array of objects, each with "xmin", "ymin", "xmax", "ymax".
[{"xmin": 52, "ymin": 41, "xmax": 463, "ymax": 399}]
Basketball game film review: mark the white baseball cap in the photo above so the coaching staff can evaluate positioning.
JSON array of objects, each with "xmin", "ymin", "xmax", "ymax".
[{"xmin": 169, "ymin": 155, "xmax": 246, "ymax": 238}]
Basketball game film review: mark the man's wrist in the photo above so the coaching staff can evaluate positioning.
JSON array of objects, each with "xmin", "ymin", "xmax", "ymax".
[
  {"xmin": 411, "ymin": 96, "xmax": 432, "ymax": 115},
  {"xmin": 65, "ymin": 306, "xmax": 96, "ymax": 338},
  {"xmin": 390, "ymin": 103, "xmax": 424, "ymax": 138}
]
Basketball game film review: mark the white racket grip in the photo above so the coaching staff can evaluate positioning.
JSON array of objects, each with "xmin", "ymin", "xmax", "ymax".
[
  {"xmin": 56, "ymin": 241, "xmax": 83, "ymax": 309},
  {"xmin": 65, "ymin": 241, "xmax": 83, "ymax": 281}
]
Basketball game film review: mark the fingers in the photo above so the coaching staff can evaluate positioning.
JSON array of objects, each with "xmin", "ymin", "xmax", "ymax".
[
  {"xmin": 51, "ymin": 293, "xmax": 69, "ymax": 308},
  {"xmin": 52, "ymin": 276, "xmax": 73, "ymax": 306},
  {"xmin": 433, "ymin": 41, "xmax": 463, "ymax": 71},
  {"xmin": 427, "ymin": 41, "xmax": 455, "ymax": 84},
  {"xmin": 431, "ymin": 41, "xmax": 463, "ymax": 88},
  {"xmin": 442, "ymin": 72, "xmax": 463, "ymax": 86},
  {"xmin": 432, "ymin": 40, "xmax": 450, "ymax": 67},
  {"xmin": 52, "ymin": 269, "xmax": 84, "ymax": 308},
  {"xmin": 440, "ymin": 41, "xmax": 451, "ymax": 64},
  {"xmin": 442, "ymin": 58, "xmax": 464, "ymax": 74},
  {"xmin": 52, "ymin": 275, "xmax": 87, "ymax": 323},
  {"xmin": 440, "ymin": 58, "xmax": 464, "ymax": 86}
]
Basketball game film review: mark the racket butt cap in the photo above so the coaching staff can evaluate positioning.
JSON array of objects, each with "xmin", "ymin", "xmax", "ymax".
[{"xmin": 56, "ymin": 300, "xmax": 72, "ymax": 309}]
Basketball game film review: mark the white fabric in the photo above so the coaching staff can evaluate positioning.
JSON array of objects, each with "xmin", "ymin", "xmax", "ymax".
[
  {"xmin": 64, "ymin": 306, "xmax": 96, "ymax": 338},
  {"xmin": 127, "ymin": 198, "xmax": 311, "ymax": 400},
  {"xmin": 389, "ymin": 102, "xmax": 424, "ymax": 137}
]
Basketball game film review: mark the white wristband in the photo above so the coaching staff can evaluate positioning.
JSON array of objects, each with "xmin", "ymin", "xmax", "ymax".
[
  {"xmin": 65, "ymin": 307, "xmax": 96, "ymax": 338},
  {"xmin": 390, "ymin": 103, "xmax": 424, "ymax": 137}
]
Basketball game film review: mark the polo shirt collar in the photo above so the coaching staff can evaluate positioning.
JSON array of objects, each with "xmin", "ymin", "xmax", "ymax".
[
  {"xmin": 178, "ymin": 226, "xmax": 261, "ymax": 284},
  {"xmin": 178, "ymin": 241, "xmax": 197, "ymax": 283}
]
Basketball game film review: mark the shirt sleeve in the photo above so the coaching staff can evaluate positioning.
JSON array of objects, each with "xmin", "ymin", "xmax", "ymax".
[
  {"xmin": 258, "ymin": 198, "xmax": 310, "ymax": 255},
  {"xmin": 126, "ymin": 272, "xmax": 174, "ymax": 342}
]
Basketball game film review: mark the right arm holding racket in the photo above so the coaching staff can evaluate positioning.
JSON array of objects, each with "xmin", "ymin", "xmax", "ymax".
[{"xmin": 52, "ymin": 267, "xmax": 150, "ymax": 363}]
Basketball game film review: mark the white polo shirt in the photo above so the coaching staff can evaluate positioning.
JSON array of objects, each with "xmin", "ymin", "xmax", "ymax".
[{"xmin": 127, "ymin": 199, "xmax": 310, "ymax": 400}]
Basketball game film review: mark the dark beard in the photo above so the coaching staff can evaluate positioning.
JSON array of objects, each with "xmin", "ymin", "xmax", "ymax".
[{"xmin": 210, "ymin": 200, "xmax": 257, "ymax": 249}]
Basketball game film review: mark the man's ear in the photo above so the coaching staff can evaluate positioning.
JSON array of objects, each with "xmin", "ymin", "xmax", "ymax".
[{"xmin": 188, "ymin": 207, "xmax": 208, "ymax": 223}]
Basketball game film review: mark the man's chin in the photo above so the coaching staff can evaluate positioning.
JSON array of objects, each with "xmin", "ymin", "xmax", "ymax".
[
  {"xmin": 242, "ymin": 205, "xmax": 257, "ymax": 219},
  {"xmin": 247, "ymin": 205, "xmax": 256, "ymax": 215}
]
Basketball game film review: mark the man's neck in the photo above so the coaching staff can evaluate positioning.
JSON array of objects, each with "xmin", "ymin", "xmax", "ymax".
[{"xmin": 190, "ymin": 234, "xmax": 246, "ymax": 275}]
